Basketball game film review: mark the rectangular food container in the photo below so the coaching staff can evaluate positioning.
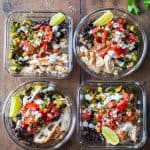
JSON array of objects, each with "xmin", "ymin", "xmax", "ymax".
[
  {"xmin": 4, "ymin": 11, "xmax": 73, "ymax": 79},
  {"xmin": 77, "ymin": 81, "xmax": 147, "ymax": 149}
]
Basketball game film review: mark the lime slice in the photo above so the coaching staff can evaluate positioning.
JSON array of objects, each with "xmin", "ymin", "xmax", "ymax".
[
  {"xmin": 9, "ymin": 96, "xmax": 22, "ymax": 117},
  {"xmin": 34, "ymin": 84, "xmax": 43, "ymax": 90},
  {"xmin": 93, "ymin": 11, "xmax": 113, "ymax": 26},
  {"xmin": 50, "ymin": 13, "xmax": 66, "ymax": 26},
  {"xmin": 102, "ymin": 126, "xmax": 119, "ymax": 145}
]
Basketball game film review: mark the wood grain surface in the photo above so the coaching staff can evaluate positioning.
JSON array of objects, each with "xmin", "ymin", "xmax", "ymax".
[{"xmin": 0, "ymin": 0, "xmax": 149, "ymax": 149}]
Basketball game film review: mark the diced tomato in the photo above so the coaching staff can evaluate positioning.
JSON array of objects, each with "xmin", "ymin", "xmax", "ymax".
[
  {"xmin": 114, "ymin": 46, "xmax": 123, "ymax": 56},
  {"xmin": 108, "ymin": 110, "xmax": 115, "ymax": 118},
  {"xmin": 48, "ymin": 103, "xmax": 54, "ymax": 110},
  {"xmin": 38, "ymin": 51, "xmax": 45, "ymax": 58},
  {"xmin": 51, "ymin": 105, "xmax": 59, "ymax": 113},
  {"xmin": 95, "ymin": 123, "xmax": 102, "ymax": 132},
  {"xmin": 34, "ymin": 94, "xmax": 41, "ymax": 99},
  {"xmin": 41, "ymin": 42, "xmax": 48, "ymax": 51},
  {"xmin": 52, "ymin": 49, "xmax": 60, "ymax": 53},
  {"xmin": 95, "ymin": 37, "xmax": 101, "ymax": 43},
  {"xmin": 101, "ymin": 33, "xmax": 107, "ymax": 41},
  {"xmin": 95, "ymin": 113, "xmax": 102, "ymax": 122},
  {"xmin": 98, "ymin": 50, "xmax": 106, "ymax": 57},
  {"xmin": 82, "ymin": 109, "xmax": 91, "ymax": 121},
  {"xmin": 106, "ymin": 100, "xmax": 116, "ymax": 108},
  {"xmin": 117, "ymin": 100, "xmax": 128, "ymax": 112},
  {"xmin": 33, "ymin": 24, "xmax": 41, "ymax": 30},
  {"xmin": 117, "ymin": 28, "xmax": 124, "ymax": 32},
  {"xmin": 44, "ymin": 26, "xmax": 53, "ymax": 42},
  {"xmin": 109, "ymin": 120, "xmax": 118, "ymax": 130},
  {"xmin": 25, "ymin": 102, "xmax": 39, "ymax": 111},
  {"xmin": 122, "ymin": 92, "xmax": 130, "ymax": 101},
  {"xmin": 42, "ymin": 108, "xmax": 48, "ymax": 114},
  {"xmin": 27, "ymin": 126, "xmax": 34, "ymax": 135},
  {"xmin": 47, "ymin": 113, "xmax": 53, "ymax": 121},
  {"xmin": 128, "ymin": 34, "xmax": 137, "ymax": 43},
  {"xmin": 21, "ymin": 40, "xmax": 30, "ymax": 51},
  {"xmin": 40, "ymin": 25, "xmax": 46, "ymax": 30},
  {"xmin": 24, "ymin": 117, "xmax": 33, "ymax": 125},
  {"xmin": 34, "ymin": 33, "xmax": 38, "ymax": 39},
  {"xmin": 124, "ymin": 48, "xmax": 129, "ymax": 54},
  {"xmin": 127, "ymin": 112, "xmax": 136, "ymax": 122},
  {"xmin": 107, "ymin": 21, "xmax": 113, "ymax": 28},
  {"xmin": 92, "ymin": 27, "xmax": 103, "ymax": 35},
  {"xmin": 97, "ymin": 43, "xmax": 105, "ymax": 51},
  {"xmin": 45, "ymin": 26, "xmax": 51, "ymax": 32},
  {"xmin": 117, "ymin": 18, "xmax": 127, "ymax": 25},
  {"xmin": 45, "ymin": 31, "xmax": 53, "ymax": 42},
  {"xmin": 126, "ymin": 111, "xmax": 132, "ymax": 117}
]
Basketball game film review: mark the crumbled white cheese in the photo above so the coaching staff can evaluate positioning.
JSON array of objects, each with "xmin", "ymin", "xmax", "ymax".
[
  {"xmin": 97, "ymin": 32, "xmax": 102, "ymax": 37},
  {"xmin": 97, "ymin": 102, "xmax": 103, "ymax": 109},
  {"xmin": 52, "ymin": 42, "xmax": 60, "ymax": 49},
  {"xmin": 128, "ymin": 42, "xmax": 135, "ymax": 51},
  {"xmin": 17, "ymin": 26, "xmax": 28, "ymax": 33},
  {"xmin": 108, "ymin": 50, "xmax": 119, "ymax": 58},
  {"xmin": 29, "ymin": 89, "xmax": 41, "ymax": 102},
  {"xmin": 125, "ymin": 54, "xmax": 132, "ymax": 59},
  {"xmin": 121, "ymin": 122, "xmax": 134, "ymax": 132},
  {"xmin": 48, "ymin": 54, "xmax": 57, "ymax": 64},
  {"xmin": 34, "ymin": 99, "xmax": 44, "ymax": 105},
  {"xmin": 43, "ymin": 85, "xmax": 55, "ymax": 92},
  {"xmin": 113, "ymin": 23, "xmax": 119, "ymax": 28},
  {"xmin": 34, "ymin": 38, "xmax": 42, "ymax": 47},
  {"xmin": 83, "ymin": 121, "xmax": 89, "ymax": 127},
  {"xmin": 119, "ymin": 42, "xmax": 128, "ymax": 49},
  {"xmin": 19, "ymin": 56, "xmax": 29, "ymax": 62},
  {"xmin": 60, "ymin": 41, "xmax": 68, "ymax": 49},
  {"xmin": 89, "ymin": 123, "xmax": 95, "ymax": 129},
  {"xmin": 80, "ymin": 46, "xmax": 88, "ymax": 52},
  {"xmin": 16, "ymin": 120, "xmax": 22, "ymax": 128},
  {"xmin": 55, "ymin": 32, "xmax": 61, "ymax": 37},
  {"xmin": 23, "ymin": 96, "xmax": 29, "ymax": 106},
  {"xmin": 37, "ymin": 31, "xmax": 44, "ymax": 37},
  {"xmin": 85, "ymin": 94, "xmax": 92, "ymax": 101},
  {"xmin": 96, "ymin": 56, "xmax": 104, "ymax": 67},
  {"xmin": 52, "ymin": 26, "xmax": 59, "ymax": 32},
  {"xmin": 28, "ymin": 59, "xmax": 39, "ymax": 65},
  {"xmin": 104, "ymin": 93, "xmax": 122, "ymax": 105}
]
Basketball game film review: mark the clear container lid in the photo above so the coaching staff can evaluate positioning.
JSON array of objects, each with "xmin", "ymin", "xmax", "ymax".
[{"xmin": 77, "ymin": 81, "xmax": 147, "ymax": 149}]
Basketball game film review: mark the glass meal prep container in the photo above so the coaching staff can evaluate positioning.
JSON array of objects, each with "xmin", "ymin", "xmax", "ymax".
[
  {"xmin": 4, "ymin": 11, "xmax": 73, "ymax": 79},
  {"xmin": 73, "ymin": 8, "xmax": 147, "ymax": 80},
  {"xmin": 2, "ymin": 81, "xmax": 76, "ymax": 149},
  {"xmin": 77, "ymin": 81, "xmax": 147, "ymax": 149}
]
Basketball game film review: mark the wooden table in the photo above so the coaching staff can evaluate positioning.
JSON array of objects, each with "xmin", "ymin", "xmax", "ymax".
[{"xmin": 0, "ymin": 0, "xmax": 149, "ymax": 149}]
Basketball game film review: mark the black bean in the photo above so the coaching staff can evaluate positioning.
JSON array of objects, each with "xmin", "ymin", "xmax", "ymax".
[
  {"xmin": 17, "ymin": 113, "xmax": 22, "ymax": 120},
  {"xmin": 10, "ymin": 120, "xmax": 16, "ymax": 129}
]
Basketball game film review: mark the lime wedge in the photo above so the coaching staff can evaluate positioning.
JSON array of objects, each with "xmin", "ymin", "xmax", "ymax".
[
  {"xmin": 9, "ymin": 96, "xmax": 22, "ymax": 117},
  {"xmin": 93, "ymin": 11, "xmax": 113, "ymax": 26},
  {"xmin": 34, "ymin": 84, "xmax": 43, "ymax": 90},
  {"xmin": 50, "ymin": 13, "xmax": 66, "ymax": 26},
  {"xmin": 102, "ymin": 126, "xmax": 119, "ymax": 145}
]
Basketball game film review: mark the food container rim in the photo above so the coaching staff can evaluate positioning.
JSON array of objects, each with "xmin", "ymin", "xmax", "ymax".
[
  {"xmin": 2, "ymin": 80, "xmax": 76, "ymax": 150},
  {"xmin": 76, "ymin": 80, "xmax": 147, "ymax": 149},
  {"xmin": 73, "ymin": 7, "xmax": 148, "ymax": 80}
]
